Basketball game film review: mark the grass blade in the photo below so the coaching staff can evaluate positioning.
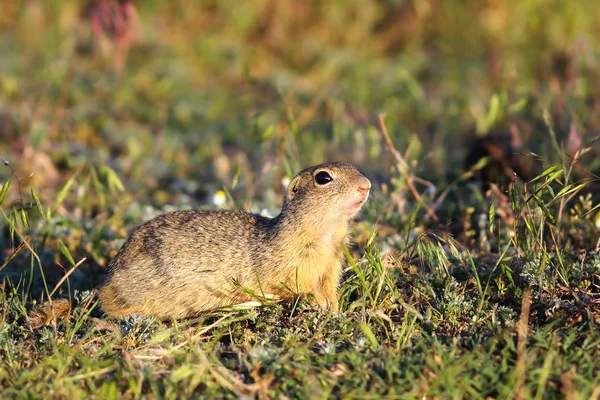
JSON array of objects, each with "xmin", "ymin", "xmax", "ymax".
[{"xmin": 0, "ymin": 181, "xmax": 9, "ymax": 206}]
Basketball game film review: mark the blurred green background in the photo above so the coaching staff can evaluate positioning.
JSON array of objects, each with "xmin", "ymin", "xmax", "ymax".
[{"xmin": 0, "ymin": 0, "xmax": 599, "ymax": 268}]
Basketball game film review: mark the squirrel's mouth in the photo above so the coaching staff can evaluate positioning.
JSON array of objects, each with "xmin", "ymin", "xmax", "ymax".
[{"xmin": 347, "ymin": 193, "xmax": 369, "ymax": 213}]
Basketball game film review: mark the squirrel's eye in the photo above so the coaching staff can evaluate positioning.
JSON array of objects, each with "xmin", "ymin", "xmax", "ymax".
[{"xmin": 315, "ymin": 171, "xmax": 333, "ymax": 185}]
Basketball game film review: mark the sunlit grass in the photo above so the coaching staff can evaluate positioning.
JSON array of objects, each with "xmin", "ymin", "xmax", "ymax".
[{"xmin": 1, "ymin": 1, "xmax": 600, "ymax": 398}]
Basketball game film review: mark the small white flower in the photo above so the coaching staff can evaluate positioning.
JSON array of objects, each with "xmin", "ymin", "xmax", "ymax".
[
  {"xmin": 281, "ymin": 176, "xmax": 291, "ymax": 189},
  {"xmin": 213, "ymin": 190, "xmax": 227, "ymax": 207},
  {"xmin": 260, "ymin": 208, "xmax": 275, "ymax": 218}
]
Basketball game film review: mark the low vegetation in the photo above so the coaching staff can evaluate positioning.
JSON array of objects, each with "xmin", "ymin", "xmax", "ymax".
[{"xmin": 1, "ymin": 1, "xmax": 599, "ymax": 398}]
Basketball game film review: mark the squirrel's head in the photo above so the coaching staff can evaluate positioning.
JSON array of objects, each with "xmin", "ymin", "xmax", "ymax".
[{"xmin": 282, "ymin": 162, "xmax": 371, "ymax": 222}]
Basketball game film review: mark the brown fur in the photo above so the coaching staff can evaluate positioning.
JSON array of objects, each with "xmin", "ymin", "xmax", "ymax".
[
  {"xmin": 98, "ymin": 162, "xmax": 371, "ymax": 319},
  {"xmin": 28, "ymin": 298, "xmax": 72, "ymax": 329}
]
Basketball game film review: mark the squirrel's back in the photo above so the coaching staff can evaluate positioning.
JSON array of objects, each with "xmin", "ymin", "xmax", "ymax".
[{"xmin": 99, "ymin": 209, "xmax": 277, "ymax": 318}]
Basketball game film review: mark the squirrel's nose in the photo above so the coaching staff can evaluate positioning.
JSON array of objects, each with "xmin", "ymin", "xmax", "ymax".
[{"xmin": 358, "ymin": 179, "xmax": 371, "ymax": 195}]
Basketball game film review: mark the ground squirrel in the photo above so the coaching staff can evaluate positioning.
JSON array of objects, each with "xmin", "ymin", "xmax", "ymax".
[{"xmin": 98, "ymin": 162, "xmax": 371, "ymax": 319}]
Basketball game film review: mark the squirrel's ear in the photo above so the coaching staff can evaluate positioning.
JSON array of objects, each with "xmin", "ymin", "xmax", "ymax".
[{"xmin": 286, "ymin": 176, "xmax": 301, "ymax": 201}]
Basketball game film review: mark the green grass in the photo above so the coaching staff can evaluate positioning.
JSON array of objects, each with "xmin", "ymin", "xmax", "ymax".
[{"xmin": 1, "ymin": 1, "xmax": 600, "ymax": 398}]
